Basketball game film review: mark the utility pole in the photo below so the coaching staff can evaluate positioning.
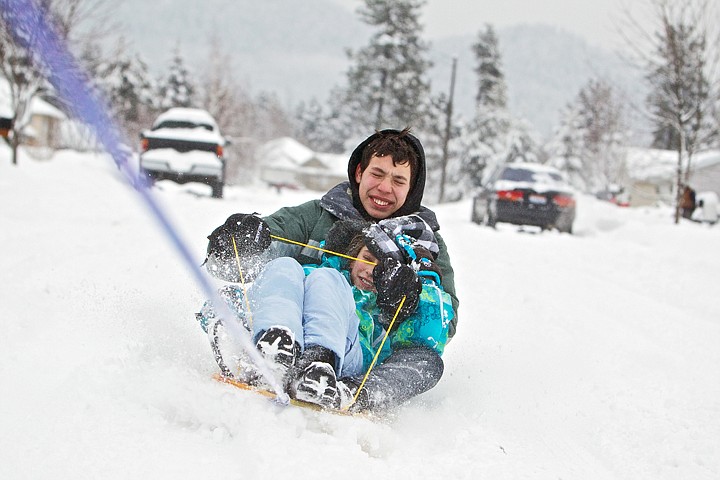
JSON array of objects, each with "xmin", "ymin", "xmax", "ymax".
[{"xmin": 439, "ymin": 56, "xmax": 457, "ymax": 203}]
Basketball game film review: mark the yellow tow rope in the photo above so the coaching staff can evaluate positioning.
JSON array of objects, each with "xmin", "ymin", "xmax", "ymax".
[
  {"xmin": 270, "ymin": 234, "xmax": 377, "ymax": 265},
  {"xmin": 342, "ymin": 295, "xmax": 406, "ymax": 412}
]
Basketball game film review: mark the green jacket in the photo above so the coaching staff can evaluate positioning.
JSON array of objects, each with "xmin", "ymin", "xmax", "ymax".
[{"xmin": 263, "ymin": 183, "xmax": 459, "ymax": 338}]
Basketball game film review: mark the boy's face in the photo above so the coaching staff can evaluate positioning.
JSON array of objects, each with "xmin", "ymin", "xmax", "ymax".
[
  {"xmin": 350, "ymin": 246, "xmax": 378, "ymax": 292},
  {"xmin": 355, "ymin": 154, "xmax": 411, "ymax": 219}
]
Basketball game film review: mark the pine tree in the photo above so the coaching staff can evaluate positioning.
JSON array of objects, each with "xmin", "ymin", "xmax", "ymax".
[
  {"xmin": 472, "ymin": 24, "xmax": 507, "ymax": 112},
  {"xmin": 338, "ymin": 0, "xmax": 432, "ymax": 139},
  {"xmin": 467, "ymin": 24, "xmax": 512, "ymax": 187},
  {"xmin": 548, "ymin": 102, "xmax": 587, "ymax": 190},
  {"xmin": 94, "ymin": 38, "xmax": 156, "ymax": 139},
  {"xmin": 158, "ymin": 48, "xmax": 196, "ymax": 110}
]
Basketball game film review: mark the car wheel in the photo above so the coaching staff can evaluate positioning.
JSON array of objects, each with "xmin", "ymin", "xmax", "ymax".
[
  {"xmin": 484, "ymin": 208, "xmax": 497, "ymax": 228},
  {"xmin": 211, "ymin": 180, "xmax": 224, "ymax": 199},
  {"xmin": 559, "ymin": 223, "xmax": 573, "ymax": 234}
]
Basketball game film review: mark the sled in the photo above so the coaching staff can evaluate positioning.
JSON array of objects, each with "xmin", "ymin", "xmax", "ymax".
[{"xmin": 212, "ymin": 373, "xmax": 362, "ymax": 417}]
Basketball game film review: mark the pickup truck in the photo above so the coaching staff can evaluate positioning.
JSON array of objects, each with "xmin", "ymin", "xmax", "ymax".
[{"xmin": 139, "ymin": 108, "xmax": 228, "ymax": 198}]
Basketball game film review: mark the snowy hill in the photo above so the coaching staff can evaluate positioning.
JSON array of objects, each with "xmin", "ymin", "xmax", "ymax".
[{"xmin": 2, "ymin": 145, "xmax": 719, "ymax": 479}]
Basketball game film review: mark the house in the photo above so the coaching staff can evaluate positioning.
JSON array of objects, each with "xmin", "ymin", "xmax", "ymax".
[
  {"xmin": 622, "ymin": 147, "xmax": 720, "ymax": 207},
  {"xmin": 0, "ymin": 76, "xmax": 68, "ymax": 149},
  {"xmin": 23, "ymin": 96, "xmax": 67, "ymax": 148},
  {"xmin": 257, "ymin": 137, "xmax": 347, "ymax": 191}
]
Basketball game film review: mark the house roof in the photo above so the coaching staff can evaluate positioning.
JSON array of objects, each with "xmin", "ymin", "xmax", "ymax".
[
  {"xmin": 1, "ymin": 76, "xmax": 66, "ymax": 120},
  {"xmin": 306, "ymin": 152, "xmax": 347, "ymax": 176},
  {"xmin": 625, "ymin": 148, "xmax": 679, "ymax": 183},
  {"xmin": 625, "ymin": 147, "xmax": 720, "ymax": 183},
  {"xmin": 29, "ymin": 97, "xmax": 66, "ymax": 119},
  {"xmin": 257, "ymin": 137, "xmax": 314, "ymax": 168},
  {"xmin": 257, "ymin": 137, "xmax": 347, "ymax": 177}
]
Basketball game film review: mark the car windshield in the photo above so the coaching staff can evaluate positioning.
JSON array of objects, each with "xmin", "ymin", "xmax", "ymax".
[
  {"xmin": 500, "ymin": 167, "xmax": 563, "ymax": 183},
  {"xmin": 154, "ymin": 120, "xmax": 214, "ymax": 131}
]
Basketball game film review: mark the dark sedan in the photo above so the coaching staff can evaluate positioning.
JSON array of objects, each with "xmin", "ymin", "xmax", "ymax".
[{"xmin": 472, "ymin": 163, "xmax": 576, "ymax": 233}]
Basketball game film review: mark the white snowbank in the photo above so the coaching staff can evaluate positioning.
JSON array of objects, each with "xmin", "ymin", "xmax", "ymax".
[{"xmin": 1, "ymin": 145, "xmax": 719, "ymax": 480}]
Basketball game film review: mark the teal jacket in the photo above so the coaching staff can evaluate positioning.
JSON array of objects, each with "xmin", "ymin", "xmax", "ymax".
[
  {"xmin": 263, "ymin": 183, "xmax": 459, "ymax": 338},
  {"xmin": 303, "ymin": 256, "xmax": 454, "ymax": 370}
]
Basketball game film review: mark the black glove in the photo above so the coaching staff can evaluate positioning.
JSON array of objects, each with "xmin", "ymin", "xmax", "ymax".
[
  {"xmin": 207, "ymin": 213, "xmax": 271, "ymax": 259},
  {"xmin": 411, "ymin": 246, "xmax": 442, "ymax": 284},
  {"xmin": 204, "ymin": 213, "xmax": 271, "ymax": 282},
  {"xmin": 372, "ymin": 257, "xmax": 422, "ymax": 321}
]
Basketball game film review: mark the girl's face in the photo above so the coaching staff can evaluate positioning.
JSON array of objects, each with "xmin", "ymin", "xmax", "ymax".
[{"xmin": 349, "ymin": 246, "xmax": 378, "ymax": 292}]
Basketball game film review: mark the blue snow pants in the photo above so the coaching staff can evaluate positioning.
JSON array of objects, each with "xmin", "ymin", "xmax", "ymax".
[{"xmin": 247, "ymin": 257, "xmax": 364, "ymax": 377}]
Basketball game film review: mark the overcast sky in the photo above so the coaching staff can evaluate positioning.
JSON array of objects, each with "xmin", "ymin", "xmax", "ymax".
[{"xmin": 329, "ymin": 0, "xmax": 650, "ymax": 51}]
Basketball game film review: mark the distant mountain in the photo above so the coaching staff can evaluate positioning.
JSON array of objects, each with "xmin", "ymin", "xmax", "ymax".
[
  {"xmin": 112, "ymin": 0, "xmax": 371, "ymax": 104},
  {"xmin": 430, "ymin": 24, "xmax": 647, "ymax": 138},
  {"xmin": 112, "ymin": 1, "xmax": 646, "ymax": 140}
]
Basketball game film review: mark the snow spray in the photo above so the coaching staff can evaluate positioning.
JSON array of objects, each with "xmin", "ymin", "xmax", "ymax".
[{"xmin": 0, "ymin": 0, "xmax": 290, "ymax": 405}]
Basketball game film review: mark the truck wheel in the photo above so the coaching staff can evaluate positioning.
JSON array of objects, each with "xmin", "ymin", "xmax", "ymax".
[{"xmin": 211, "ymin": 181, "xmax": 224, "ymax": 199}]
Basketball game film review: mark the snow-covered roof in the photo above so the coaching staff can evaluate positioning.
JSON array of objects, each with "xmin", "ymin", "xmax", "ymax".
[
  {"xmin": 256, "ymin": 137, "xmax": 315, "ymax": 168},
  {"xmin": 1, "ymin": 76, "xmax": 66, "ymax": 120},
  {"xmin": 624, "ymin": 147, "xmax": 720, "ymax": 183},
  {"xmin": 29, "ymin": 97, "xmax": 66, "ymax": 119},
  {"xmin": 693, "ymin": 149, "xmax": 720, "ymax": 170},
  {"xmin": 305, "ymin": 152, "xmax": 347, "ymax": 176},
  {"xmin": 256, "ymin": 138, "xmax": 348, "ymax": 182},
  {"xmin": 624, "ymin": 148, "xmax": 678, "ymax": 183}
]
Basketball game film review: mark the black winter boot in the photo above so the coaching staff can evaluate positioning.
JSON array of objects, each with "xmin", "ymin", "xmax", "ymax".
[
  {"xmin": 289, "ymin": 345, "xmax": 340, "ymax": 408},
  {"xmin": 255, "ymin": 326, "xmax": 301, "ymax": 374}
]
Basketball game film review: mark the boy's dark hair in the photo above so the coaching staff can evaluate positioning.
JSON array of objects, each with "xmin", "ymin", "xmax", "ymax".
[{"xmin": 358, "ymin": 127, "xmax": 419, "ymax": 185}]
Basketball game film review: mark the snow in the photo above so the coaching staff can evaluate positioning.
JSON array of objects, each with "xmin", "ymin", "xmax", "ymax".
[
  {"xmin": 153, "ymin": 108, "xmax": 218, "ymax": 129},
  {"xmin": 1, "ymin": 144, "xmax": 719, "ymax": 480}
]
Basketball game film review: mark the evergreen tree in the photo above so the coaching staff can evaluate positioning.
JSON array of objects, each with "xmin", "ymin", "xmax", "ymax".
[
  {"xmin": 472, "ymin": 24, "xmax": 507, "ymax": 112},
  {"xmin": 338, "ymin": 0, "xmax": 432, "ymax": 139},
  {"xmin": 547, "ymin": 102, "xmax": 587, "ymax": 190},
  {"xmin": 467, "ymin": 24, "xmax": 512, "ymax": 187},
  {"xmin": 94, "ymin": 38, "xmax": 156, "ymax": 139},
  {"xmin": 158, "ymin": 48, "xmax": 196, "ymax": 110}
]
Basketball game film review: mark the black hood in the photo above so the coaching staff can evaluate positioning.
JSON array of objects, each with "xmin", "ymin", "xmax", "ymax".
[{"xmin": 347, "ymin": 129, "xmax": 427, "ymax": 219}]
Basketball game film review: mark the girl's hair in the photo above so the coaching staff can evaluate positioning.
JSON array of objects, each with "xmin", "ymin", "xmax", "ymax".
[{"xmin": 345, "ymin": 232, "xmax": 367, "ymax": 262}]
